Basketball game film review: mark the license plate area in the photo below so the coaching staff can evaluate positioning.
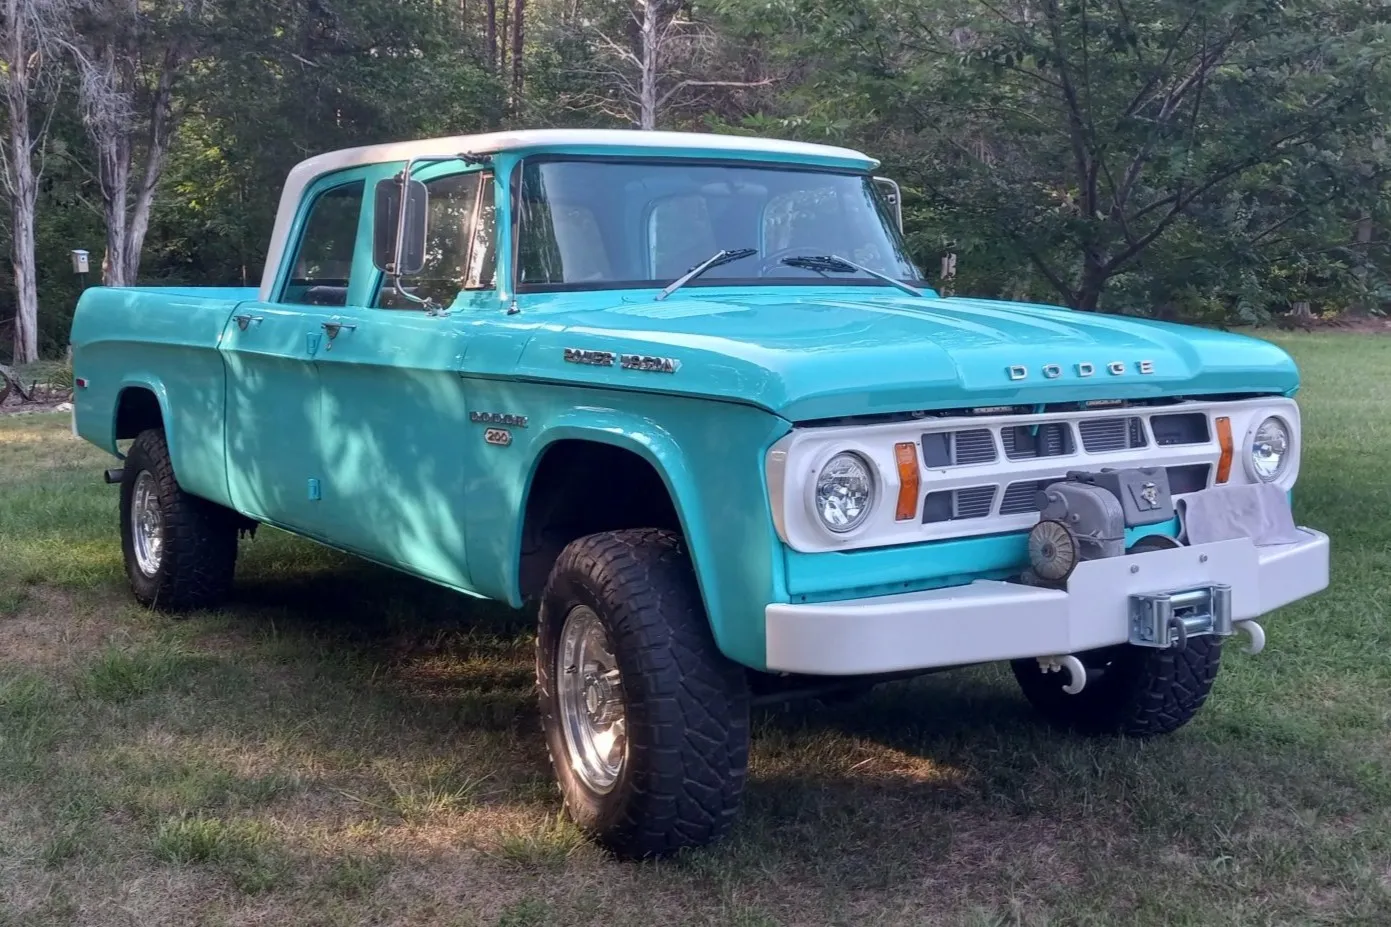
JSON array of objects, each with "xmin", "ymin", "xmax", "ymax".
[{"xmin": 1129, "ymin": 585, "xmax": 1233, "ymax": 648}]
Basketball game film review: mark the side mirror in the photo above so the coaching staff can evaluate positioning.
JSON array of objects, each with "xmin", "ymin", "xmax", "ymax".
[
  {"xmin": 873, "ymin": 177, "xmax": 904, "ymax": 233},
  {"xmin": 373, "ymin": 177, "xmax": 428, "ymax": 276}
]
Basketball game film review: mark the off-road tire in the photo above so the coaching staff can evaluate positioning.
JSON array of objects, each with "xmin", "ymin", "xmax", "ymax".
[
  {"xmin": 1011, "ymin": 637, "xmax": 1222, "ymax": 736},
  {"xmin": 120, "ymin": 429, "xmax": 239, "ymax": 611},
  {"xmin": 536, "ymin": 529, "xmax": 750, "ymax": 859}
]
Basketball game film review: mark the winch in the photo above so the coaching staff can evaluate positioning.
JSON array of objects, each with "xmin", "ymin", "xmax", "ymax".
[
  {"xmin": 1023, "ymin": 467, "xmax": 1261, "ymax": 694},
  {"xmin": 1024, "ymin": 467, "xmax": 1175, "ymax": 583}
]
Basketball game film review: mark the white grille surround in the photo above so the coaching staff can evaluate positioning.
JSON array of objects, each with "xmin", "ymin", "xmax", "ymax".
[{"xmin": 765, "ymin": 397, "xmax": 1301, "ymax": 554}]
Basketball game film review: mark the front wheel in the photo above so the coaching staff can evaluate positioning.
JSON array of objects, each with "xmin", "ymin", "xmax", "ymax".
[
  {"xmin": 1011, "ymin": 637, "xmax": 1222, "ymax": 736},
  {"xmin": 120, "ymin": 429, "xmax": 239, "ymax": 611},
  {"xmin": 536, "ymin": 529, "xmax": 750, "ymax": 859}
]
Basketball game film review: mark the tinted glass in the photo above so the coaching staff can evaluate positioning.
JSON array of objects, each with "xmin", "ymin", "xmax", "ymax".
[
  {"xmin": 282, "ymin": 181, "xmax": 364, "ymax": 306},
  {"xmin": 515, "ymin": 160, "xmax": 921, "ymax": 289}
]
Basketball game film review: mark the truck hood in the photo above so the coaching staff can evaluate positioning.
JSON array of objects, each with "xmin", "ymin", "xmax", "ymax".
[{"xmin": 492, "ymin": 290, "xmax": 1299, "ymax": 422}]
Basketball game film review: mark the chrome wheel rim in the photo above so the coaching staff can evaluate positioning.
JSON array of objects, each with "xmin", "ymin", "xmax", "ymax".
[
  {"xmin": 131, "ymin": 470, "xmax": 164, "ymax": 577},
  {"xmin": 557, "ymin": 605, "xmax": 627, "ymax": 794}
]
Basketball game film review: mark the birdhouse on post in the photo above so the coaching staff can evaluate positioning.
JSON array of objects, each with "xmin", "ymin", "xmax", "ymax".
[{"xmin": 71, "ymin": 250, "xmax": 90, "ymax": 275}]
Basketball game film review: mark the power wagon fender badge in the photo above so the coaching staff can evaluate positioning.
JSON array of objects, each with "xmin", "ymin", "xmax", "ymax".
[
  {"xmin": 564, "ymin": 347, "xmax": 679, "ymax": 373},
  {"xmin": 1008, "ymin": 360, "xmax": 1154, "ymax": 380},
  {"xmin": 470, "ymin": 411, "xmax": 528, "ymax": 427},
  {"xmin": 620, "ymin": 353, "xmax": 680, "ymax": 373},
  {"xmin": 564, "ymin": 347, "xmax": 614, "ymax": 366}
]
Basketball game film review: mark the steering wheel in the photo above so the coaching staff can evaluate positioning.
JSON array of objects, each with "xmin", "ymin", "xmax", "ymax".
[{"xmin": 757, "ymin": 248, "xmax": 826, "ymax": 277}]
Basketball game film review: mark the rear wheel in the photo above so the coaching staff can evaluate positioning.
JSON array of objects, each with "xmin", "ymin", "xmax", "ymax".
[
  {"xmin": 120, "ymin": 429, "xmax": 239, "ymax": 611},
  {"xmin": 1011, "ymin": 637, "xmax": 1222, "ymax": 736},
  {"xmin": 536, "ymin": 529, "xmax": 750, "ymax": 858}
]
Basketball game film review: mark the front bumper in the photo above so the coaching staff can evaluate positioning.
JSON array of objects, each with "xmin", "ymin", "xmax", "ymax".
[{"xmin": 764, "ymin": 527, "xmax": 1329, "ymax": 676}]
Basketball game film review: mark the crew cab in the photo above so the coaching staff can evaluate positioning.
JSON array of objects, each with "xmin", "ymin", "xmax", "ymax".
[{"xmin": 70, "ymin": 129, "xmax": 1330, "ymax": 858}]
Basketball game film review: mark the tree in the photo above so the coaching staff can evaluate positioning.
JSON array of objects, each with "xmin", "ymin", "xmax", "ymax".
[
  {"xmin": 70, "ymin": 0, "xmax": 209, "ymax": 286},
  {"xmin": 0, "ymin": 0, "xmax": 74, "ymax": 362},
  {"xmin": 757, "ymin": 0, "xmax": 1390, "ymax": 317},
  {"xmin": 510, "ymin": 0, "xmax": 524, "ymax": 100},
  {"xmin": 574, "ymin": 0, "xmax": 770, "ymax": 129}
]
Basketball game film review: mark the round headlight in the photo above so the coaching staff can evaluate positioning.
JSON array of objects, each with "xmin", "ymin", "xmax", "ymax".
[
  {"xmin": 814, "ymin": 452, "xmax": 876, "ymax": 533},
  {"xmin": 1250, "ymin": 416, "xmax": 1291, "ymax": 482}
]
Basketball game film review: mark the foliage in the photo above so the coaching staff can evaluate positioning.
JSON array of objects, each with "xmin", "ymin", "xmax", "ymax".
[
  {"xmin": 2, "ymin": 0, "xmax": 1390, "ymax": 358},
  {"xmin": 724, "ymin": 0, "xmax": 1391, "ymax": 320}
]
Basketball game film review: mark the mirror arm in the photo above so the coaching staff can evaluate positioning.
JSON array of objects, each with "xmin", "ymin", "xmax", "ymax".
[{"xmin": 388, "ymin": 275, "xmax": 443, "ymax": 315}]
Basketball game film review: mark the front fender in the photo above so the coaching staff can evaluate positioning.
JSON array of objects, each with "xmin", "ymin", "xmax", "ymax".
[{"xmin": 459, "ymin": 385, "xmax": 791, "ymax": 670}]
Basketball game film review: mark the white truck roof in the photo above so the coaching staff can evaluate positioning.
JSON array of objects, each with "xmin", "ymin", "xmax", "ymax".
[{"xmin": 260, "ymin": 129, "xmax": 878, "ymax": 300}]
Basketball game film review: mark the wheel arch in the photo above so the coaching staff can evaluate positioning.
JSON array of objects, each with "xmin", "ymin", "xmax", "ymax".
[
  {"xmin": 510, "ymin": 422, "xmax": 727, "ymax": 649},
  {"xmin": 111, "ymin": 379, "xmax": 173, "ymax": 459},
  {"xmin": 106, "ymin": 376, "xmax": 228, "ymax": 507}
]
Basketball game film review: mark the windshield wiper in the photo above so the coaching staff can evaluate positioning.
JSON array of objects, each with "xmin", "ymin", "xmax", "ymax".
[
  {"xmin": 656, "ymin": 248, "xmax": 757, "ymax": 301},
  {"xmin": 780, "ymin": 254, "xmax": 924, "ymax": 298}
]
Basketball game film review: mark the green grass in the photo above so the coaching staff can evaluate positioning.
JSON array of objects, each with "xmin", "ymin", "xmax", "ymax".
[{"xmin": 1, "ymin": 332, "xmax": 1389, "ymax": 925}]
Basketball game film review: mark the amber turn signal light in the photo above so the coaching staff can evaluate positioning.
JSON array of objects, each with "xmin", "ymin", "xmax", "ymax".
[
  {"xmin": 894, "ymin": 442, "xmax": 920, "ymax": 521},
  {"xmin": 1215, "ymin": 416, "xmax": 1233, "ymax": 484}
]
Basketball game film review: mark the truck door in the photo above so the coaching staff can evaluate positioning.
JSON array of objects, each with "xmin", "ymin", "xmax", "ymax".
[
  {"xmin": 220, "ymin": 176, "xmax": 368, "ymax": 531},
  {"xmin": 305, "ymin": 166, "xmax": 498, "ymax": 591}
]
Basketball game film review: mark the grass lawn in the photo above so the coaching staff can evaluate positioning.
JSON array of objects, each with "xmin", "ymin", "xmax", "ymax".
[{"xmin": 2, "ymin": 332, "xmax": 1389, "ymax": 926}]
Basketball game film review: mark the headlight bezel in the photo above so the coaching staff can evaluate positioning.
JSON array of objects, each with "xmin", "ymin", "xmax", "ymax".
[
  {"xmin": 805, "ymin": 448, "xmax": 879, "ymax": 537},
  {"xmin": 1243, "ymin": 413, "xmax": 1295, "ymax": 485}
]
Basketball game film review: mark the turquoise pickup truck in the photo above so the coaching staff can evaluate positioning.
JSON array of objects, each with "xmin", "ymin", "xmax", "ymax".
[{"xmin": 71, "ymin": 129, "xmax": 1330, "ymax": 857}]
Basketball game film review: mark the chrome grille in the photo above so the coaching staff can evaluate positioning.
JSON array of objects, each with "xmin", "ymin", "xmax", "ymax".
[
  {"xmin": 953, "ymin": 429, "xmax": 997, "ymax": 465},
  {"xmin": 1151, "ymin": 413, "xmax": 1209, "ymax": 446},
  {"xmin": 923, "ymin": 485, "xmax": 996, "ymax": 523},
  {"xmin": 922, "ymin": 428, "xmax": 997, "ymax": 467},
  {"xmin": 1002, "ymin": 422, "xmax": 1075, "ymax": 459},
  {"xmin": 1000, "ymin": 480, "xmax": 1047, "ymax": 515},
  {"xmin": 1078, "ymin": 417, "xmax": 1147, "ymax": 453}
]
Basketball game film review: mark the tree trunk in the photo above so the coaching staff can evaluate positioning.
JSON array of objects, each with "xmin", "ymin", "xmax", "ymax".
[
  {"xmin": 638, "ymin": 0, "xmax": 658, "ymax": 129},
  {"xmin": 2, "ymin": 0, "xmax": 40, "ymax": 364},
  {"xmin": 510, "ymin": 0, "xmax": 524, "ymax": 99},
  {"xmin": 1074, "ymin": 253, "xmax": 1108, "ymax": 311},
  {"xmin": 498, "ymin": 1, "xmax": 509, "ymax": 79},
  {"xmin": 100, "ymin": 139, "xmax": 132, "ymax": 286},
  {"xmin": 484, "ymin": 0, "xmax": 497, "ymax": 72},
  {"xmin": 79, "ymin": 18, "xmax": 188, "ymax": 289},
  {"xmin": 9, "ymin": 183, "xmax": 40, "ymax": 363}
]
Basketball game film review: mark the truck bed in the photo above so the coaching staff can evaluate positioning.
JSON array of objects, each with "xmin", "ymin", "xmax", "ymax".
[{"xmin": 69, "ymin": 285, "xmax": 258, "ymax": 508}]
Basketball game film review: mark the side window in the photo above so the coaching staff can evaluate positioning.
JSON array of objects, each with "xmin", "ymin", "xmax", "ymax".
[
  {"xmin": 376, "ymin": 171, "xmax": 497, "ymax": 309},
  {"xmin": 282, "ymin": 181, "xmax": 364, "ymax": 307}
]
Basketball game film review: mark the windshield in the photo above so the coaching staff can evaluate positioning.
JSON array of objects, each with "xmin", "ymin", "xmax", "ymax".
[{"xmin": 515, "ymin": 159, "xmax": 922, "ymax": 291}]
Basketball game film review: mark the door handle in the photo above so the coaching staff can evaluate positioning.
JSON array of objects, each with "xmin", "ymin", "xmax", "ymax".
[
  {"xmin": 232, "ymin": 314, "xmax": 263, "ymax": 331},
  {"xmin": 321, "ymin": 320, "xmax": 357, "ymax": 351}
]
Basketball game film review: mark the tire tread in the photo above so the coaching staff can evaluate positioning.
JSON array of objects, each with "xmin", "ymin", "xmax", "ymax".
[
  {"xmin": 537, "ymin": 528, "xmax": 749, "ymax": 858},
  {"xmin": 121, "ymin": 429, "xmax": 238, "ymax": 611}
]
